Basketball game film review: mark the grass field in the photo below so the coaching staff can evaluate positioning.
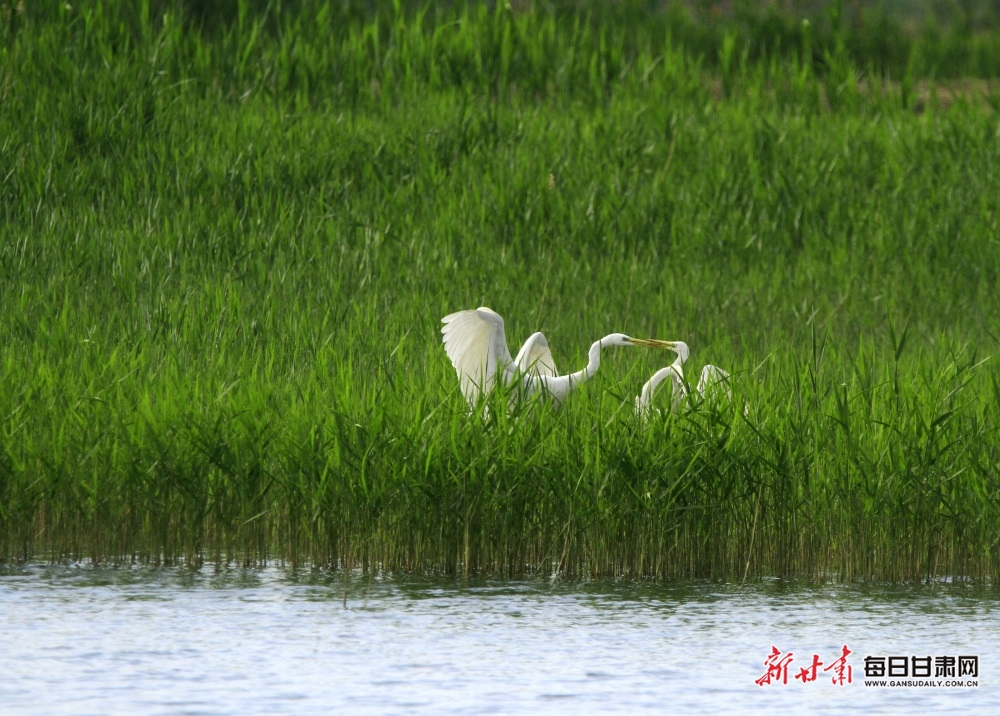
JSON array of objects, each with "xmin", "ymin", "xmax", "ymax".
[{"xmin": 1, "ymin": 1, "xmax": 999, "ymax": 580}]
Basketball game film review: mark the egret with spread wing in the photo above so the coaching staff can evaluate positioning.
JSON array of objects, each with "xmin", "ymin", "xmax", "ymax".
[
  {"xmin": 634, "ymin": 341, "xmax": 733, "ymax": 420},
  {"xmin": 441, "ymin": 307, "xmax": 673, "ymax": 408}
]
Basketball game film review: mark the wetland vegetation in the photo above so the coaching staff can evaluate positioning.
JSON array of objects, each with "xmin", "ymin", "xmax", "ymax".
[{"xmin": 1, "ymin": 0, "xmax": 999, "ymax": 579}]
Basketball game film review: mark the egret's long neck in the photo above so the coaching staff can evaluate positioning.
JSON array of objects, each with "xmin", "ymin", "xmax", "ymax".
[
  {"xmin": 639, "ymin": 363, "xmax": 675, "ymax": 405},
  {"xmin": 639, "ymin": 368, "xmax": 666, "ymax": 405},
  {"xmin": 671, "ymin": 354, "xmax": 685, "ymax": 379},
  {"xmin": 565, "ymin": 340, "xmax": 603, "ymax": 387},
  {"xmin": 639, "ymin": 353, "xmax": 686, "ymax": 406}
]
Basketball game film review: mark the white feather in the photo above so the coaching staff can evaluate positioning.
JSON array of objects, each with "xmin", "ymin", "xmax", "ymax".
[
  {"xmin": 697, "ymin": 364, "xmax": 732, "ymax": 404},
  {"xmin": 441, "ymin": 307, "xmax": 514, "ymax": 406},
  {"xmin": 514, "ymin": 331, "xmax": 558, "ymax": 378}
]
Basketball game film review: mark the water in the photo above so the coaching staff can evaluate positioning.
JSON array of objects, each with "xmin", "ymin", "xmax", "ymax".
[{"xmin": 1, "ymin": 565, "xmax": 997, "ymax": 714}]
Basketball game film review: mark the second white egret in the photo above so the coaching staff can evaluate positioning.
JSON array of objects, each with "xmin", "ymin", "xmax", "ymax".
[{"xmin": 634, "ymin": 341, "xmax": 733, "ymax": 419}]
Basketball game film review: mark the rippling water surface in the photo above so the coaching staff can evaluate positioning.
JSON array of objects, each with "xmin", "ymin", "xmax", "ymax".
[{"xmin": 1, "ymin": 565, "xmax": 998, "ymax": 714}]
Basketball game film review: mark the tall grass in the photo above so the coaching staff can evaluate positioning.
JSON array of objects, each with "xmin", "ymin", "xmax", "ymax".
[{"xmin": 1, "ymin": 1, "xmax": 999, "ymax": 579}]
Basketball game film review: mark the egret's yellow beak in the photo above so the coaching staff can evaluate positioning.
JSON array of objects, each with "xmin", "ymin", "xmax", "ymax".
[{"xmin": 628, "ymin": 338, "xmax": 678, "ymax": 349}]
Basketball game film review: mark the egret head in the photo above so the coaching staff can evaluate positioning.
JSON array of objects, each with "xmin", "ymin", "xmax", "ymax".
[{"xmin": 668, "ymin": 341, "xmax": 690, "ymax": 363}]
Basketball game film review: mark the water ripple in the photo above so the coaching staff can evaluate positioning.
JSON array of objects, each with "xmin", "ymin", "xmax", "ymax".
[{"xmin": 1, "ymin": 565, "xmax": 997, "ymax": 714}]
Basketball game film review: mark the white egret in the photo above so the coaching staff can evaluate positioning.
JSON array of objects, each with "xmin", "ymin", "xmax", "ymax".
[
  {"xmin": 634, "ymin": 341, "xmax": 733, "ymax": 419},
  {"xmin": 441, "ymin": 307, "xmax": 674, "ymax": 408}
]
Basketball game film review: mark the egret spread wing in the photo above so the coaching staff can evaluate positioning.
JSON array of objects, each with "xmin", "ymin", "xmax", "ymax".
[
  {"xmin": 514, "ymin": 331, "xmax": 558, "ymax": 378},
  {"xmin": 441, "ymin": 307, "xmax": 514, "ymax": 405}
]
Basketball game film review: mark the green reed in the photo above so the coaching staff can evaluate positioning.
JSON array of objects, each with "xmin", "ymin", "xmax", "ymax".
[{"xmin": 1, "ymin": 1, "xmax": 999, "ymax": 579}]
